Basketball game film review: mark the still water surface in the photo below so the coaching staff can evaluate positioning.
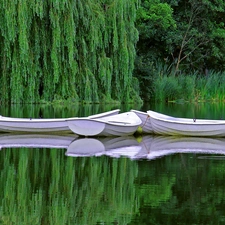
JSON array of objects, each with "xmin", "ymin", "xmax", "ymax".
[{"xmin": 1, "ymin": 103, "xmax": 225, "ymax": 224}]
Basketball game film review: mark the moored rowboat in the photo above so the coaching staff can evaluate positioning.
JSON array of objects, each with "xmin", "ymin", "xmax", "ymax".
[
  {"xmin": 148, "ymin": 110, "xmax": 225, "ymax": 137},
  {"xmin": 66, "ymin": 111, "xmax": 142, "ymax": 136},
  {"xmin": 0, "ymin": 109, "xmax": 120, "ymax": 133}
]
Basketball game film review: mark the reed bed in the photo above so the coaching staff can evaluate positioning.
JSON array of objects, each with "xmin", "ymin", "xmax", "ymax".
[{"xmin": 153, "ymin": 71, "xmax": 225, "ymax": 103}]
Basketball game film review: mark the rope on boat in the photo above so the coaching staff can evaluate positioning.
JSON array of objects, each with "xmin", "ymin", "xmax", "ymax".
[{"xmin": 141, "ymin": 115, "xmax": 150, "ymax": 128}]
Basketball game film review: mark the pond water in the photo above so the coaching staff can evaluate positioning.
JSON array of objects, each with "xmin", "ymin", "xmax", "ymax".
[{"xmin": 1, "ymin": 103, "xmax": 225, "ymax": 224}]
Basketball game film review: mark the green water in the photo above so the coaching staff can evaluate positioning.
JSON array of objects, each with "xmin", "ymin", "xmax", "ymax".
[{"xmin": 0, "ymin": 103, "xmax": 225, "ymax": 225}]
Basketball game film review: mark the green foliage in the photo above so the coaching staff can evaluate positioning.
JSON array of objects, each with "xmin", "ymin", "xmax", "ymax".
[
  {"xmin": 154, "ymin": 75, "xmax": 182, "ymax": 102},
  {"xmin": 135, "ymin": 0, "xmax": 225, "ymax": 102},
  {"xmin": 0, "ymin": 0, "xmax": 140, "ymax": 104},
  {"xmin": 152, "ymin": 70, "xmax": 225, "ymax": 102},
  {"xmin": 177, "ymin": 75, "xmax": 195, "ymax": 101},
  {"xmin": 136, "ymin": 0, "xmax": 176, "ymax": 32},
  {"xmin": 195, "ymin": 71, "xmax": 225, "ymax": 102},
  {"xmin": 136, "ymin": 0, "xmax": 176, "ymax": 60}
]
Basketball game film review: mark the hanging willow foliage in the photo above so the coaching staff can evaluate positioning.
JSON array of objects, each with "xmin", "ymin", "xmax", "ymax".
[{"xmin": 0, "ymin": 0, "xmax": 140, "ymax": 104}]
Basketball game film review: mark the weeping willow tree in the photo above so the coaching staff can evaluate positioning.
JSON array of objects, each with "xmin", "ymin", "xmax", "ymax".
[{"xmin": 0, "ymin": 0, "xmax": 140, "ymax": 104}]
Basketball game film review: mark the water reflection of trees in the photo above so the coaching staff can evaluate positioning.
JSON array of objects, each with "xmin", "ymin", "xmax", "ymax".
[
  {"xmin": 0, "ymin": 148, "xmax": 139, "ymax": 224},
  {"xmin": 1, "ymin": 148, "xmax": 225, "ymax": 224},
  {"xmin": 131, "ymin": 154, "xmax": 225, "ymax": 225}
]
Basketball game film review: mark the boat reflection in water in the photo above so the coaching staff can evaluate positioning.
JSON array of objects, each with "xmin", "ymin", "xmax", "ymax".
[
  {"xmin": 66, "ymin": 135, "xmax": 225, "ymax": 160},
  {"xmin": 66, "ymin": 136, "xmax": 142, "ymax": 159},
  {"xmin": 0, "ymin": 133, "xmax": 225, "ymax": 160},
  {"xmin": 0, "ymin": 133, "xmax": 77, "ymax": 149},
  {"xmin": 139, "ymin": 135, "xmax": 225, "ymax": 160}
]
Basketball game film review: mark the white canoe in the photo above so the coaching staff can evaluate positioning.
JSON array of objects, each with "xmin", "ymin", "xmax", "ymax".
[
  {"xmin": 0, "ymin": 133, "xmax": 76, "ymax": 149},
  {"xmin": 0, "ymin": 109, "xmax": 120, "ymax": 133},
  {"xmin": 65, "ymin": 136, "xmax": 141, "ymax": 158},
  {"xmin": 66, "ymin": 111, "xmax": 142, "ymax": 136},
  {"xmin": 148, "ymin": 110, "xmax": 225, "ymax": 137},
  {"xmin": 131, "ymin": 109, "xmax": 153, "ymax": 133}
]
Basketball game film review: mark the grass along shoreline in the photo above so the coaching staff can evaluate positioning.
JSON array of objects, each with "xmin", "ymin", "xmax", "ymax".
[{"xmin": 153, "ymin": 71, "xmax": 225, "ymax": 103}]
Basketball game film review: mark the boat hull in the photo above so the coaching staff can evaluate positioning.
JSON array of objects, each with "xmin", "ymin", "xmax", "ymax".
[
  {"xmin": 67, "ymin": 112, "xmax": 142, "ymax": 136},
  {"xmin": 0, "ymin": 118, "xmax": 70, "ymax": 133},
  {"xmin": 100, "ymin": 122, "xmax": 140, "ymax": 136},
  {"xmin": 0, "ymin": 109, "xmax": 120, "ymax": 133},
  {"xmin": 131, "ymin": 110, "xmax": 153, "ymax": 133},
  {"xmin": 148, "ymin": 110, "xmax": 225, "ymax": 137}
]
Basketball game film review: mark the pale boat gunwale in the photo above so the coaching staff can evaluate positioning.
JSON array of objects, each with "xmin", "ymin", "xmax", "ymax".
[
  {"xmin": 75, "ymin": 118, "xmax": 141, "ymax": 127},
  {"xmin": 88, "ymin": 109, "xmax": 120, "ymax": 119},
  {"xmin": 0, "ymin": 109, "xmax": 121, "ymax": 123},
  {"xmin": 147, "ymin": 110, "xmax": 225, "ymax": 125},
  {"xmin": 67, "ymin": 112, "xmax": 142, "ymax": 127},
  {"xmin": 0, "ymin": 116, "xmax": 68, "ymax": 123}
]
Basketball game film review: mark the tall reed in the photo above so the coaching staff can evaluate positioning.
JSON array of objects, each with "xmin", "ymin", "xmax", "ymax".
[
  {"xmin": 195, "ymin": 71, "xmax": 225, "ymax": 102},
  {"xmin": 152, "ymin": 70, "xmax": 225, "ymax": 102}
]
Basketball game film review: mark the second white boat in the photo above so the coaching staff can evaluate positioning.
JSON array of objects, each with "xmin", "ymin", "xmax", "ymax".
[{"xmin": 66, "ymin": 112, "xmax": 142, "ymax": 136}]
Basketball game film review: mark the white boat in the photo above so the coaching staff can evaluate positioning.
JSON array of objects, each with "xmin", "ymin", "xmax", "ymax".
[
  {"xmin": 0, "ymin": 133, "xmax": 76, "ymax": 149},
  {"xmin": 65, "ymin": 136, "xmax": 141, "ymax": 158},
  {"xmin": 131, "ymin": 109, "xmax": 153, "ymax": 133},
  {"xmin": 66, "ymin": 112, "xmax": 142, "ymax": 136},
  {"xmin": 148, "ymin": 110, "xmax": 225, "ymax": 137},
  {"xmin": 0, "ymin": 109, "xmax": 120, "ymax": 133}
]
